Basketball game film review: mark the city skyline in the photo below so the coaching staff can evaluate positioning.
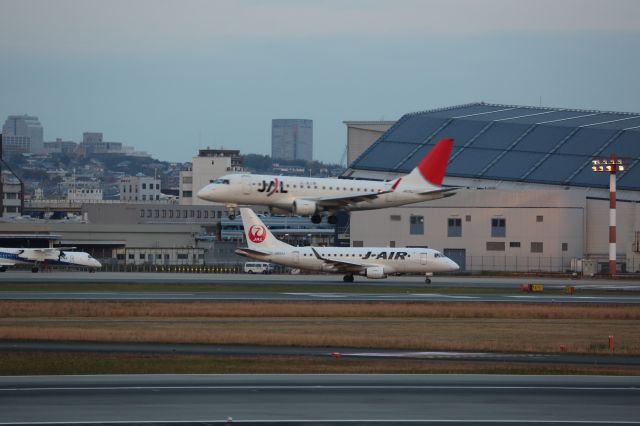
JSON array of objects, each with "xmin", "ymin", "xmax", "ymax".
[{"xmin": 1, "ymin": 0, "xmax": 639, "ymax": 163}]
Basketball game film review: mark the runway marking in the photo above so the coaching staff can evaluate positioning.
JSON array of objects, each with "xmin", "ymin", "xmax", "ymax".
[
  {"xmin": 343, "ymin": 351, "xmax": 557, "ymax": 359},
  {"xmin": 407, "ymin": 293, "xmax": 478, "ymax": 299},
  {"xmin": 282, "ymin": 293, "xmax": 479, "ymax": 299},
  {"xmin": 282, "ymin": 292, "xmax": 349, "ymax": 298}
]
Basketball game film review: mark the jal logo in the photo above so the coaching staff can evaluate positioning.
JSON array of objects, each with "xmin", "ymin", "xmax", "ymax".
[{"xmin": 248, "ymin": 225, "xmax": 267, "ymax": 243}]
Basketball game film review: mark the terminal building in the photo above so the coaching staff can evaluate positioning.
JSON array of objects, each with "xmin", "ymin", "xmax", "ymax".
[
  {"xmin": 344, "ymin": 103, "xmax": 640, "ymax": 274},
  {"xmin": 1, "ymin": 102, "xmax": 638, "ymax": 274}
]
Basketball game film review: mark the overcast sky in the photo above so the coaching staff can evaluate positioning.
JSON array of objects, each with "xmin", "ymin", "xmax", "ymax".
[{"xmin": 1, "ymin": 0, "xmax": 639, "ymax": 163}]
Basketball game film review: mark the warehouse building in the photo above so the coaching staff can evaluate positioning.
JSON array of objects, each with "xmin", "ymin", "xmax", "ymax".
[{"xmin": 344, "ymin": 103, "xmax": 640, "ymax": 273}]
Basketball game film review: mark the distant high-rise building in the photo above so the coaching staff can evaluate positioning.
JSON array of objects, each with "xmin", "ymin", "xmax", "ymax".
[
  {"xmin": 271, "ymin": 119, "xmax": 312, "ymax": 162},
  {"xmin": 1, "ymin": 114, "xmax": 44, "ymax": 154}
]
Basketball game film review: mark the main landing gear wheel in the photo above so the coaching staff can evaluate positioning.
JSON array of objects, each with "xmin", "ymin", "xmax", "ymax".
[
  {"xmin": 343, "ymin": 274, "xmax": 354, "ymax": 283},
  {"xmin": 32, "ymin": 267, "xmax": 39, "ymax": 273},
  {"xmin": 228, "ymin": 214, "xmax": 235, "ymax": 220},
  {"xmin": 311, "ymin": 214, "xmax": 322, "ymax": 224},
  {"xmin": 425, "ymin": 277, "xmax": 431, "ymax": 284},
  {"xmin": 327, "ymin": 215, "xmax": 338, "ymax": 225}
]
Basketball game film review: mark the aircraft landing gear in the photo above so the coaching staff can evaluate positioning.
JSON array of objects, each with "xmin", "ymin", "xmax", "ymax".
[
  {"xmin": 311, "ymin": 214, "xmax": 322, "ymax": 224},
  {"xmin": 425, "ymin": 277, "xmax": 431, "ymax": 284},
  {"xmin": 327, "ymin": 215, "xmax": 338, "ymax": 225},
  {"xmin": 0, "ymin": 266, "xmax": 6, "ymax": 272},
  {"xmin": 31, "ymin": 267, "xmax": 39, "ymax": 273},
  {"xmin": 343, "ymin": 274, "xmax": 354, "ymax": 283}
]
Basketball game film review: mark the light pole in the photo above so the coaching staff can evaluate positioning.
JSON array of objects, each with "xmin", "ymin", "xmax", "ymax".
[{"xmin": 591, "ymin": 155, "xmax": 625, "ymax": 277}]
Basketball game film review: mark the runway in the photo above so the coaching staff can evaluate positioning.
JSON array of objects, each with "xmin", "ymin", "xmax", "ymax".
[
  {"xmin": 2, "ymin": 271, "xmax": 640, "ymax": 289},
  {"xmin": 0, "ymin": 374, "xmax": 638, "ymax": 424},
  {"xmin": 3, "ymin": 289, "xmax": 640, "ymax": 304},
  {"xmin": 1, "ymin": 272, "xmax": 640, "ymax": 304}
]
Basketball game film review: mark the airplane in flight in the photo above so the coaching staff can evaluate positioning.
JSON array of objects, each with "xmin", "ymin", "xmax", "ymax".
[
  {"xmin": 197, "ymin": 138, "xmax": 456, "ymax": 224},
  {"xmin": 0, "ymin": 247, "xmax": 102, "ymax": 273},
  {"xmin": 235, "ymin": 208, "xmax": 459, "ymax": 283}
]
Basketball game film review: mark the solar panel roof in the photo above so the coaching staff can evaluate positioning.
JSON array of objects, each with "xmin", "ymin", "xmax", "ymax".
[{"xmin": 350, "ymin": 103, "xmax": 640, "ymax": 191}]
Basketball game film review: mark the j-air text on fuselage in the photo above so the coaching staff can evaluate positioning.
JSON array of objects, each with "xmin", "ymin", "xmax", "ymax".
[
  {"xmin": 235, "ymin": 208, "xmax": 459, "ymax": 283},
  {"xmin": 197, "ymin": 138, "xmax": 456, "ymax": 224},
  {"xmin": 0, "ymin": 247, "xmax": 102, "ymax": 273}
]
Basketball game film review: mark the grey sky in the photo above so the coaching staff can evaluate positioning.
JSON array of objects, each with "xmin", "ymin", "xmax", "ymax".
[{"xmin": 1, "ymin": 0, "xmax": 639, "ymax": 163}]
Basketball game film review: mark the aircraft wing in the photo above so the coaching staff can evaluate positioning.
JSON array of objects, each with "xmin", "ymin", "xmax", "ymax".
[
  {"xmin": 417, "ymin": 187, "xmax": 458, "ymax": 196},
  {"xmin": 310, "ymin": 248, "xmax": 367, "ymax": 272},
  {"xmin": 29, "ymin": 248, "xmax": 62, "ymax": 255},
  {"xmin": 308, "ymin": 190, "xmax": 393, "ymax": 208},
  {"xmin": 235, "ymin": 248, "xmax": 272, "ymax": 257}
]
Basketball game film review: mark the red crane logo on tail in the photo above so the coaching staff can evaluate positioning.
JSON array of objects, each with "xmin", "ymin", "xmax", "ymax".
[{"xmin": 248, "ymin": 225, "xmax": 267, "ymax": 243}]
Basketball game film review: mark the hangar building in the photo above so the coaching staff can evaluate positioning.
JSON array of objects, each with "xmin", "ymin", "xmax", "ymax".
[{"xmin": 344, "ymin": 103, "xmax": 640, "ymax": 274}]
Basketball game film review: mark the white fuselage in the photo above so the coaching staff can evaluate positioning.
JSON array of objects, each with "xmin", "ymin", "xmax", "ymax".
[
  {"xmin": 236, "ymin": 246, "xmax": 458, "ymax": 275},
  {"xmin": 197, "ymin": 174, "xmax": 442, "ymax": 212},
  {"xmin": 0, "ymin": 248, "xmax": 102, "ymax": 269}
]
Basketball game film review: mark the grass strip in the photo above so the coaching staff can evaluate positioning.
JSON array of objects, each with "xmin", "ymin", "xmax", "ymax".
[
  {"xmin": 2, "ymin": 300, "xmax": 640, "ymax": 319},
  {"xmin": 1, "ymin": 352, "xmax": 639, "ymax": 376}
]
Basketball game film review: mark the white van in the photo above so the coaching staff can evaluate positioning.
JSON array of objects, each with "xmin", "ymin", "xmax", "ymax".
[{"xmin": 244, "ymin": 262, "xmax": 275, "ymax": 274}]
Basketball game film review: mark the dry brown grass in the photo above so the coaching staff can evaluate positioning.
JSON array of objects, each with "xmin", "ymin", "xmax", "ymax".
[
  {"xmin": 1, "ymin": 301, "xmax": 638, "ymax": 355},
  {"xmin": 1, "ymin": 317, "xmax": 639, "ymax": 354},
  {"xmin": 1, "ymin": 300, "xmax": 639, "ymax": 319}
]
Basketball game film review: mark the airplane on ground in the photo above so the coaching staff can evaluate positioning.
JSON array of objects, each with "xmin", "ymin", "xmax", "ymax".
[
  {"xmin": 235, "ymin": 208, "xmax": 459, "ymax": 283},
  {"xmin": 0, "ymin": 247, "xmax": 102, "ymax": 273},
  {"xmin": 197, "ymin": 138, "xmax": 456, "ymax": 224}
]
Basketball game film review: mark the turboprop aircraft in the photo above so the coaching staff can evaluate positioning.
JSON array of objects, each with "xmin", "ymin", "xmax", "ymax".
[
  {"xmin": 0, "ymin": 248, "xmax": 102, "ymax": 272},
  {"xmin": 197, "ymin": 138, "xmax": 456, "ymax": 224},
  {"xmin": 235, "ymin": 208, "xmax": 458, "ymax": 283}
]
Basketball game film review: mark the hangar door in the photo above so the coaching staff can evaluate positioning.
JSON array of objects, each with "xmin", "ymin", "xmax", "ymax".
[{"xmin": 444, "ymin": 249, "xmax": 466, "ymax": 272}]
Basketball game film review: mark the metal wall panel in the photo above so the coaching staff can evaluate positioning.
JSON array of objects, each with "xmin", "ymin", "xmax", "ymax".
[
  {"xmin": 467, "ymin": 122, "xmax": 529, "ymax": 149},
  {"xmin": 527, "ymin": 154, "xmax": 590, "ymax": 184},
  {"xmin": 482, "ymin": 151, "xmax": 546, "ymax": 179},
  {"xmin": 447, "ymin": 148, "xmax": 502, "ymax": 176},
  {"xmin": 511, "ymin": 125, "xmax": 575, "ymax": 153}
]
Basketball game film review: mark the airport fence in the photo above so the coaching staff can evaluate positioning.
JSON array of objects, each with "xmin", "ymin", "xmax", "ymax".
[
  {"xmin": 97, "ymin": 262, "xmax": 245, "ymax": 273},
  {"xmin": 462, "ymin": 255, "xmax": 640, "ymax": 275}
]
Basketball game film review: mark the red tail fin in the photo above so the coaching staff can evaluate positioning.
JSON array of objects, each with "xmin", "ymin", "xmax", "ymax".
[{"xmin": 417, "ymin": 138, "xmax": 454, "ymax": 186}]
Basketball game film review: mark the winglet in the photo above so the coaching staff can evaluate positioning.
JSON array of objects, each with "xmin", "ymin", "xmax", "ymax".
[
  {"xmin": 417, "ymin": 138, "xmax": 454, "ymax": 186},
  {"xmin": 310, "ymin": 247, "xmax": 324, "ymax": 260}
]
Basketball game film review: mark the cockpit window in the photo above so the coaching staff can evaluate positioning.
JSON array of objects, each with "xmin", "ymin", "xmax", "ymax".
[
  {"xmin": 213, "ymin": 179, "xmax": 230, "ymax": 185},
  {"xmin": 433, "ymin": 252, "xmax": 443, "ymax": 258}
]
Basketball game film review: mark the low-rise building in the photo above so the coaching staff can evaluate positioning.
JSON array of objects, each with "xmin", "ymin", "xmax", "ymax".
[
  {"xmin": 180, "ymin": 149, "xmax": 244, "ymax": 205},
  {"xmin": 119, "ymin": 175, "xmax": 162, "ymax": 202}
]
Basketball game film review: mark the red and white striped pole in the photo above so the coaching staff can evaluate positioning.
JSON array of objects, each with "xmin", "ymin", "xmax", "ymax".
[{"xmin": 609, "ymin": 153, "xmax": 617, "ymax": 278}]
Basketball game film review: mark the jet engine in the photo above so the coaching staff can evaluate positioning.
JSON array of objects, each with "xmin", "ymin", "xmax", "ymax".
[
  {"xmin": 292, "ymin": 199, "xmax": 318, "ymax": 216},
  {"xmin": 364, "ymin": 266, "xmax": 387, "ymax": 279}
]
